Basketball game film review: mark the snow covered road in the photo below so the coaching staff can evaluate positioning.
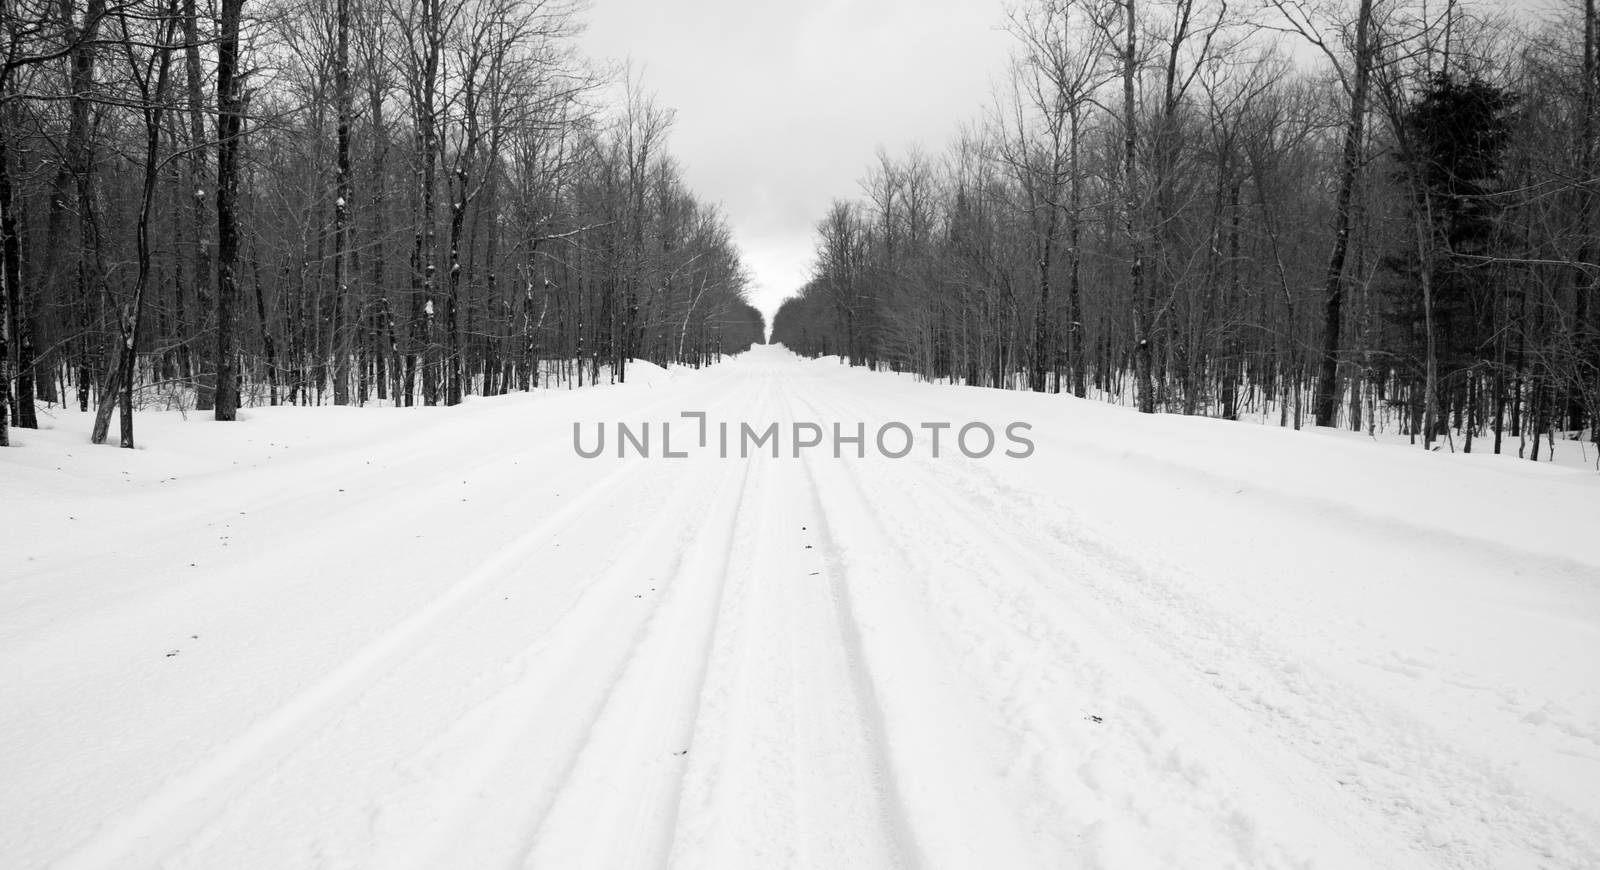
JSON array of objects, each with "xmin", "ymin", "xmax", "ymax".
[{"xmin": 3, "ymin": 346, "xmax": 1598, "ymax": 869}]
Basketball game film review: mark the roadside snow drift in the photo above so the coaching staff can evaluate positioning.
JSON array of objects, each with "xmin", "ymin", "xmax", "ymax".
[{"xmin": 2, "ymin": 345, "xmax": 1596, "ymax": 869}]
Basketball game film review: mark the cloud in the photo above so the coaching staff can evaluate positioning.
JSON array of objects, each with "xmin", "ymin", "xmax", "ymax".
[{"xmin": 581, "ymin": 0, "xmax": 1013, "ymax": 312}]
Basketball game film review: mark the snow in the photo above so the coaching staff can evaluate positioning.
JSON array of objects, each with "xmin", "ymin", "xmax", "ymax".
[
  {"xmin": 618, "ymin": 358, "xmax": 678, "ymax": 387},
  {"xmin": 2, "ymin": 344, "xmax": 1596, "ymax": 869}
]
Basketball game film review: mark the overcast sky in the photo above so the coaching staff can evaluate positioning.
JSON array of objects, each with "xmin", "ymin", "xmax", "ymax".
[{"xmin": 578, "ymin": 0, "xmax": 1016, "ymax": 326}]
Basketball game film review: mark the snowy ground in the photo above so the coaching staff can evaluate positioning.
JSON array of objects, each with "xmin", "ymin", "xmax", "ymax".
[{"xmin": 2, "ymin": 345, "xmax": 1597, "ymax": 869}]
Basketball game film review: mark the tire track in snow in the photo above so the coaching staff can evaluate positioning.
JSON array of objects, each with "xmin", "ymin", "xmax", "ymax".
[
  {"xmin": 800, "ymin": 380, "xmax": 1397, "ymax": 867},
  {"xmin": 367, "ymin": 457, "xmax": 750, "ymax": 870},
  {"xmin": 340, "ymin": 409, "xmax": 757, "ymax": 870},
  {"xmin": 45, "ymin": 384, "xmax": 745, "ymax": 870},
  {"xmin": 47, "ymin": 463, "xmax": 643, "ymax": 870},
  {"xmin": 781, "ymin": 378, "xmax": 924, "ymax": 868},
  {"xmin": 784, "ymin": 383, "xmax": 1044, "ymax": 870},
  {"xmin": 829, "ymin": 361, "xmax": 1596, "ymax": 866},
  {"xmin": 169, "ymin": 384, "xmax": 763, "ymax": 870},
  {"xmin": 513, "ymin": 384, "xmax": 769, "ymax": 870},
  {"xmin": 663, "ymin": 373, "xmax": 911, "ymax": 869},
  {"xmin": 811, "ymin": 378, "xmax": 1596, "ymax": 868},
  {"xmin": 816, "ymin": 378, "xmax": 1431, "ymax": 865},
  {"xmin": 810, "ymin": 443, "xmax": 1373, "ymax": 866},
  {"xmin": 4, "ymin": 385, "xmax": 740, "ymax": 870},
  {"xmin": 915, "ymin": 454, "xmax": 1600, "ymax": 869}
]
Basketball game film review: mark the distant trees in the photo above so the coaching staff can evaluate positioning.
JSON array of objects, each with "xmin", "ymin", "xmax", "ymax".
[
  {"xmin": 0, "ymin": 0, "xmax": 761, "ymax": 448},
  {"xmin": 772, "ymin": 0, "xmax": 1599, "ymax": 457},
  {"xmin": 1000, "ymin": 0, "xmax": 1108, "ymax": 395},
  {"xmin": 1375, "ymin": 71, "xmax": 1517, "ymax": 449}
]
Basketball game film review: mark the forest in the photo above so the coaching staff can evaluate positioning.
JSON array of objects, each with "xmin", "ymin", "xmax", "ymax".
[
  {"xmin": 771, "ymin": 0, "xmax": 1599, "ymax": 457},
  {"xmin": 0, "ymin": 0, "xmax": 765, "ymax": 448}
]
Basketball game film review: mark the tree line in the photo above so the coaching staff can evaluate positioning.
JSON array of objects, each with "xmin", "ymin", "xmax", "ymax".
[
  {"xmin": 0, "ymin": 0, "xmax": 764, "ymax": 448},
  {"xmin": 772, "ymin": 0, "xmax": 1598, "ymax": 458}
]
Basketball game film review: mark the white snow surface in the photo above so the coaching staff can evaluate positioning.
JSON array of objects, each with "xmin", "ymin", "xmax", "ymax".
[{"xmin": 2, "ymin": 344, "xmax": 1597, "ymax": 869}]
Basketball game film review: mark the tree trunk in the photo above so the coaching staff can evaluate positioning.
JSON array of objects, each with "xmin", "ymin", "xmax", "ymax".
[
  {"xmin": 7, "ymin": 100, "xmax": 36, "ymax": 430},
  {"xmin": 70, "ymin": 0, "xmax": 108, "ymax": 415},
  {"xmin": 252, "ymin": 254, "xmax": 279, "ymax": 404},
  {"xmin": 1066, "ymin": 108, "xmax": 1087, "ymax": 398},
  {"xmin": 184, "ymin": 0, "xmax": 214, "ymax": 410},
  {"xmin": 0, "ymin": 126, "xmax": 16, "ymax": 447},
  {"xmin": 1123, "ymin": 0, "xmax": 1153, "ymax": 413},
  {"xmin": 92, "ymin": 12, "xmax": 175, "ymax": 447},
  {"xmin": 413, "ymin": 0, "xmax": 442, "ymax": 407},
  {"xmin": 1313, "ymin": 0, "xmax": 1375, "ymax": 427},
  {"xmin": 1569, "ymin": 0, "xmax": 1598, "ymax": 437},
  {"xmin": 214, "ymin": 0, "xmax": 244, "ymax": 420},
  {"xmin": 331, "ymin": 0, "xmax": 352, "ymax": 405}
]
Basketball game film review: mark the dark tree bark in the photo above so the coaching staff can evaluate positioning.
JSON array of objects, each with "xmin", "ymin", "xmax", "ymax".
[
  {"xmin": 7, "ymin": 100, "xmax": 36, "ymax": 430},
  {"xmin": 0, "ymin": 124, "xmax": 17, "ymax": 447},
  {"xmin": 213, "ymin": 0, "xmax": 244, "ymax": 420},
  {"xmin": 91, "ymin": 0, "xmax": 177, "ymax": 447},
  {"xmin": 331, "ymin": 0, "xmax": 352, "ymax": 405},
  {"xmin": 183, "ymin": 0, "xmax": 213, "ymax": 409},
  {"xmin": 1312, "ymin": 0, "xmax": 1375, "ymax": 428},
  {"xmin": 69, "ymin": 0, "xmax": 108, "ymax": 415},
  {"xmin": 1066, "ymin": 106, "xmax": 1087, "ymax": 398},
  {"xmin": 1568, "ymin": 0, "xmax": 1598, "ymax": 437},
  {"xmin": 404, "ymin": 0, "xmax": 443, "ymax": 407},
  {"xmin": 1123, "ymin": 0, "xmax": 1153, "ymax": 413}
]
